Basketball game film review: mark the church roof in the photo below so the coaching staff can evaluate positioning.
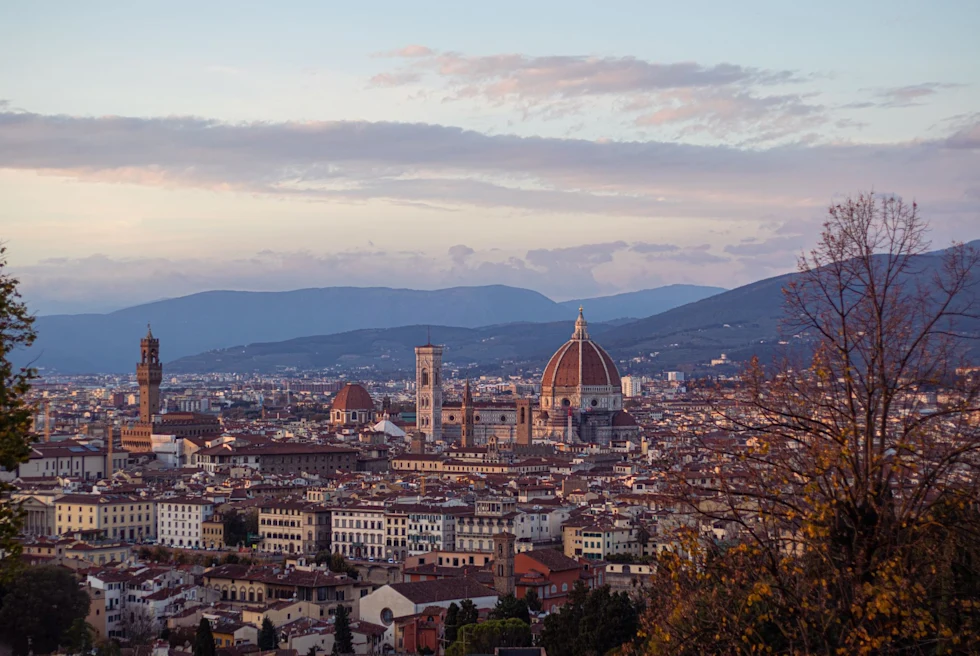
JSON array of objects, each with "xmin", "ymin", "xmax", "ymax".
[
  {"xmin": 331, "ymin": 383, "xmax": 374, "ymax": 411},
  {"xmin": 542, "ymin": 309, "xmax": 621, "ymax": 389}
]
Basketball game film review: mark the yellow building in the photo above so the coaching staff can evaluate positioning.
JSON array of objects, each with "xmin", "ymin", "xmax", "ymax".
[
  {"xmin": 258, "ymin": 499, "xmax": 330, "ymax": 555},
  {"xmin": 55, "ymin": 493, "xmax": 156, "ymax": 541}
]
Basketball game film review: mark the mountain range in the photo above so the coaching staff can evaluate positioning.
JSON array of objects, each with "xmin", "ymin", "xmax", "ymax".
[
  {"xmin": 20, "ymin": 284, "xmax": 723, "ymax": 373},
  {"xmin": 168, "ymin": 241, "xmax": 980, "ymax": 375}
]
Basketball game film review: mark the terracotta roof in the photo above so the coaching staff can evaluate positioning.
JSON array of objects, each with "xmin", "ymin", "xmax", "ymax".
[
  {"xmin": 542, "ymin": 325, "xmax": 621, "ymax": 390},
  {"xmin": 519, "ymin": 549, "xmax": 582, "ymax": 573},
  {"xmin": 331, "ymin": 384, "xmax": 374, "ymax": 411},
  {"xmin": 387, "ymin": 577, "xmax": 497, "ymax": 604},
  {"xmin": 612, "ymin": 411, "xmax": 638, "ymax": 427}
]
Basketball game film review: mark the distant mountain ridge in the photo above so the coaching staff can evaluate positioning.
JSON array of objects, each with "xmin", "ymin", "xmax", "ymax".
[
  {"xmin": 167, "ymin": 241, "xmax": 980, "ymax": 375},
  {"xmin": 18, "ymin": 283, "xmax": 724, "ymax": 373}
]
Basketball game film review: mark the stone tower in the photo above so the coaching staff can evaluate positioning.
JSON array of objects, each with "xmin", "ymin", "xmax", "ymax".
[
  {"xmin": 461, "ymin": 379, "xmax": 475, "ymax": 448},
  {"xmin": 137, "ymin": 325, "xmax": 162, "ymax": 423},
  {"xmin": 493, "ymin": 532, "xmax": 516, "ymax": 596},
  {"xmin": 515, "ymin": 398, "xmax": 533, "ymax": 448},
  {"xmin": 415, "ymin": 342, "xmax": 443, "ymax": 440}
]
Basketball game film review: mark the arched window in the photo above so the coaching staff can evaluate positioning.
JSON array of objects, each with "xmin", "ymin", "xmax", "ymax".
[
  {"xmin": 561, "ymin": 583, "xmax": 568, "ymax": 592},
  {"xmin": 551, "ymin": 584, "xmax": 557, "ymax": 594},
  {"xmin": 421, "ymin": 370, "xmax": 429, "ymax": 387}
]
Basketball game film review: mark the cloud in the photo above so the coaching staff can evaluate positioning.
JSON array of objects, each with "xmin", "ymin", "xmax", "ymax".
[
  {"xmin": 724, "ymin": 235, "xmax": 806, "ymax": 256},
  {"xmin": 370, "ymin": 47, "xmax": 828, "ymax": 142},
  {"xmin": 866, "ymin": 83, "xmax": 960, "ymax": 108},
  {"xmin": 16, "ymin": 240, "xmax": 740, "ymax": 314},
  {"xmin": 0, "ymin": 106, "xmax": 977, "ymax": 233}
]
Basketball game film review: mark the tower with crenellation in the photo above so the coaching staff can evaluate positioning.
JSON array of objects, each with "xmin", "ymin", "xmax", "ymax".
[{"xmin": 137, "ymin": 325, "xmax": 162, "ymax": 423}]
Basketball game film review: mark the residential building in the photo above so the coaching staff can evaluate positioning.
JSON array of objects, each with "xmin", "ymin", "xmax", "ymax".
[
  {"xmin": 55, "ymin": 493, "xmax": 156, "ymax": 541},
  {"xmin": 156, "ymin": 497, "xmax": 215, "ymax": 548}
]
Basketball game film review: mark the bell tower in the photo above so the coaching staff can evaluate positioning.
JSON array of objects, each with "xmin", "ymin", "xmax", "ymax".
[
  {"xmin": 493, "ymin": 532, "xmax": 516, "ymax": 596},
  {"xmin": 415, "ymin": 341, "xmax": 443, "ymax": 440},
  {"xmin": 137, "ymin": 324, "xmax": 162, "ymax": 423}
]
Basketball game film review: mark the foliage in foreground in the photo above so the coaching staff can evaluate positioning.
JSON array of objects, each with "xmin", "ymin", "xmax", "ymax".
[
  {"xmin": 0, "ymin": 565, "xmax": 91, "ymax": 655},
  {"xmin": 446, "ymin": 618, "xmax": 532, "ymax": 656},
  {"xmin": 630, "ymin": 195, "xmax": 980, "ymax": 655},
  {"xmin": 539, "ymin": 581, "xmax": 642, "ymax": 656}
]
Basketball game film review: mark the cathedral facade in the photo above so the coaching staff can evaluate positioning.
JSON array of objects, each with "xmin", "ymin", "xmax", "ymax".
[{"xmin": 414, "ymin": 308, "xmax": 639, "ymax": 446}]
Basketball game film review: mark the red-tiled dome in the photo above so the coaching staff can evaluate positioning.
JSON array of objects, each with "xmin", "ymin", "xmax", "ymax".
[
  {"xmin": 542, "ymin": 308, "xmax": 621, "ymax": 389},
  {"xmin": 611, "ymin": 410, "xmax": 637, "ymax": 427},
  {"xmin": 330, "ymin": 383, "xmax": 374, "ymax": 411}
]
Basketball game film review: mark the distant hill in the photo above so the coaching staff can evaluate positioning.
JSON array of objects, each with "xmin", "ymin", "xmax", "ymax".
[
  {"xmin": 560, "ymin": 284, "xmax": 725, "ymax": 322},
  {"xmin": 18, "ymin": 283, "xmax": 721, "ymax": 374},
  {"xmin": 167, "ymin": 321, "xmax": 618, "ymax": 375},
  {"xmin": 600, "ymin": 240, "xmax": 980, "ymax": 367},
  {"xmin": 168, "ymin": 241, "xmax": 980, "ymax": 375}
]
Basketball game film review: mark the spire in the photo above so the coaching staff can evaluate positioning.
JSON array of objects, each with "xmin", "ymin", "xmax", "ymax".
[
  {"xmin": 146, "ymin": 323, "xmax": 154, "ymax": 339},
  {"xmin": 572, "ymin": 306, "xmax": 589, "ymax": 340}
]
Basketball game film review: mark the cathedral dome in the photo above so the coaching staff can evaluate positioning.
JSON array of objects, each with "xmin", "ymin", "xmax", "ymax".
[
  {"xmin": 331, "ymin": 383, "xmax": 374, "ymax": 411},
  {"xmin": 541, "ymin": 308, "xmax": 621, "ymax": 389}
]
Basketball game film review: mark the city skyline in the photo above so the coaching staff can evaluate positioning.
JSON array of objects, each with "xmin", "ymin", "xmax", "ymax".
[{"xmin": 2, "ymin": 1, "xmax": 979, "ymax": 314}]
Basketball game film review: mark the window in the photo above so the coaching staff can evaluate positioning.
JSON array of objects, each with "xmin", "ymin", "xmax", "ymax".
[{"xmin": 380, "ymin": 608, "xmax": 394, "ymax": 626}]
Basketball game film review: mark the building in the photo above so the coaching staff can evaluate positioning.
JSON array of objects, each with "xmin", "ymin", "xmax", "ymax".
[
  {"xmin": 156, "ymin": 497, "xmax": 215, "ymax": 548},
  {"xmin": 538, "ymin": 309, "xmax": 637, "ymax": 443},
  {"xmin": 414, "ymin": 307, "xmax": 638, "ymax": 447},
  {"xmin": 621, "ymin": 375, "xmax": 643, "ymax": 398},
  {"xmin": 122, "ymin": 330, "xmax": 221, "ymax": 452},
  {"xmin": 330, "ymin": 503, "xmax": 387, "ymax": 560},
  {"xmin": 512, "ymin": 549, "xmax": 605, "ymax": 613},
  {"xmin": 202, "ymin": 517, "xmax": 225, "ymax": 549},
  {"xmin": 415, "ymin": 343, "xmax": 443, "ymax": 440},
  {"xmin": 137, "ymin": 325, "xmax": 162, "ymax": 424},
  {"xmin": 455, "ymin": 498, "xmax": 520, "ymax": 553},
  {"xmin": 665, "ymin": 371, "xmax": 685, "ymax": 382},
  {"xmin": 203, "ymin": 564, "xmax": 367, "ymax": 616},
  {"xmin": 195, "ymin": 443, "xmax": 359, "ymax": 475},
  {"xmin": 258, "ymin": 499, "xmax": 331, "ymax": 555},
  {"xmin": 386, "ymin": 504, "xmax": 469, "ymax": 558},
  {"xmin": 55, "ymin": 493, "xmax": 156, "ymax": 541},
  {"xmin": 329, "ymin": 383, "xmax": 376, "ymax": 427},
  {"xmin": 358, "ymin": 578, "xmax": 498, "ymax": 648},
  {"xmin": 16, "ymin": 440, "xmax": 128, "ymax": 481}
]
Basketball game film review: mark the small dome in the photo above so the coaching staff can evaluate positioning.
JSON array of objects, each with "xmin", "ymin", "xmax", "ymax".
[
  {"xmin": 331, "ymin": 383, "xmax": 374, "ymax": 411},
  {"xmin": 612, "ymin": 410, "xmax": 638, "ymax": 427}
]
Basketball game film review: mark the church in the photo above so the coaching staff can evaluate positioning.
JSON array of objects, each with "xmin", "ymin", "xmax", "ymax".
[{"xmin": 415, "ymin": 308, "xmax": 639, "ymax": 446}]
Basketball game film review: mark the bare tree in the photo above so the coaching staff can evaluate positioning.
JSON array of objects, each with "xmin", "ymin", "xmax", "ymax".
[
  {"xmin": 120, "ymin": 603, "xmax": 158, "ymax": 655},
  {"xmin": 638, "ymin": 194, "xmax": 980, "ymax": 654}
]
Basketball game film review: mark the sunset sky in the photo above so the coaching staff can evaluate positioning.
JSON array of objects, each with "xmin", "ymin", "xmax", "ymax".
[{"xmin": 2, "ymin": 0, "xmax": 978, "ymax": 314}]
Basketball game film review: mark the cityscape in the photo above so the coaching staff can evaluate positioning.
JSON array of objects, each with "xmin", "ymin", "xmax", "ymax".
[{"xmin": 2, "ymin": 3, "xmax": 979, "ymax": 656}]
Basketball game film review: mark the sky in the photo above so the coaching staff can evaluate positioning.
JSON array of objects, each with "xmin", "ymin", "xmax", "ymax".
[{"xmin": 1, "ymin": 1, "xmax": 979, "ymax": 314}]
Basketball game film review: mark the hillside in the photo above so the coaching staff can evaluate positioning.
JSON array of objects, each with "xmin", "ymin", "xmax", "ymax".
[
  {"xmin": 559, "ymin": 284, "xmax": 725, "ymax": 322},
  {"xmin": 168, "ymin": 242, "xmax": 980, "ymax": 375},
  {"xmin": 167, "ymin": 321, "xmax": 618, "ymax": 374},
  {"xmin": 20, "ymin": 284, "xmax": 721, "ymax": 374}
]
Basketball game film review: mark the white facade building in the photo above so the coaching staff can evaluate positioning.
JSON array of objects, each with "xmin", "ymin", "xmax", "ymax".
[
  {"xmin": 156, "ymin": 497, "xmax": 215, "ymax": 548},
  {"xmin": 331, "ymin": 504, "xmax": 387, "ymax": 560},
  {"xmin": 621, "ymin": 375, "xmax": 644, "ymax": 398}
]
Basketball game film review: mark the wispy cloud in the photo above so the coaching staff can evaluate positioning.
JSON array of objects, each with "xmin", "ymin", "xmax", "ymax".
[
  {"xmin": 371, "ymin": 48, "xmax": 828, "ymax": 142},
  {"xmin": 1, "ymin": 107, "xmax": 978, "ymax": 227}
]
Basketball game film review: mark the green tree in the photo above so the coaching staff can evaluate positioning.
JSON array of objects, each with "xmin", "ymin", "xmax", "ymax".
[
  {"xmin": 0, "ymin": 565, "xmax": 91, "ymax": 656},
  {"xmin": 489, "ymin": 593, "xmax": 530, "ymax": 624},
  {"xmin": 539, "ymin": 583, "xmax": 641, "ymax": 656},
  {"xmin": 0, "ymin": 246, "xmax": 37, "ymax": 580},
  {"xmin": 443, "ymin": 602, "xmax": 460, "ymax": 645},
  {"xmin": 331, "ymin": 605, "xmax": 354, "ymax": 656},
  {"xmin": 326, "ymin": 552, "xmax": 359, "ymax": 579},
  {"xmin": 457, "ymin": 599, "xmax": 479, "ymax": 628},
  {"xmin": 445, "ymin": 619, "xmax": 532, "ymax": 656},
  {"xmin": 523, "ymin": 588, "xmax": 542, "ymax": 613},
  {"xmin": 62, "ymin": 618, "xmax": 95, "ymax": 655},
  {"xmin": 258, "ymin": 617, "xmax": 278, "ymax": 651},
  {"xmin": 193, "ymin": 618, "xmax": 216, "ymax": 656}
]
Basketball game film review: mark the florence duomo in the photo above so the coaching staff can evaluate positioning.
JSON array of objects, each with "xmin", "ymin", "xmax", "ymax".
[{"xmin": 417, "ymin": 307, "xmax": 639, "ymax": 446}]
